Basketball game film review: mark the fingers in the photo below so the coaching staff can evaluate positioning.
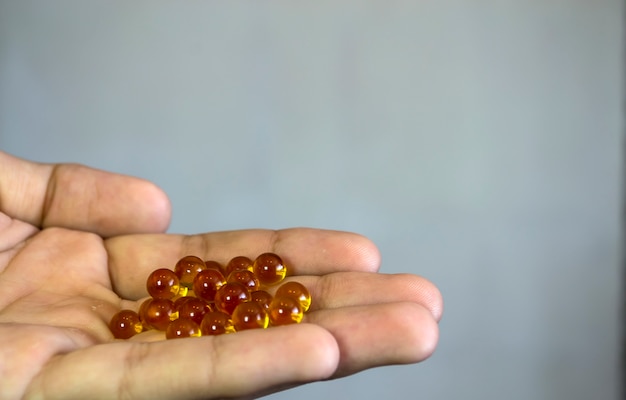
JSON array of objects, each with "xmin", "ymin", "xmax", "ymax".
[
  {"xmin": 0, "ymin": 151, "xmax": 171, "ymax": 237},
  {"xmin": 307, "ymin": 302, "xmax": 439, "ymax": 377},
  {"xmin": 25, "ymin": 303, "xmax": 438, "ymax": 400},
  {"xmin": 24, "ymin": 306, "xmax": 437, "ymax": 400},
  {"xmin": 25, "ymin": 324, "xmax": 340, "ymax": 400},
  {"xmin": 21, "ymin": 301, "xmax": 438, "ymax": 400},
  {"xmin": 0, "ymin": 211, "xmax": 39, "ymax": 247},
  {"xmin": 105, "ymin": 228, "xmax": 381, "ymax": 300},
  {"xmin": 100, "ymin": 227, "xmax": 441, "ymax": 392},
  {"xmin": 104, "ymin": 225, "xmax": 441, "ymax": 317},
  {"xmin": 300, "ymin": 272, "xmax": 443, "ymax": 322},
  {"xmin": 0, "ymin": 323, "xmax": 91, "ymax": 400},
  {"xmin": 301, "ymin": 272, "xmax": 441, "ymax": 376}
]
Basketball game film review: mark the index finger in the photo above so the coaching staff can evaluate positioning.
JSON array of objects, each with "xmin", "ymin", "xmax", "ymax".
[{"xmin": 106, "ymin": 228, "xmax": 381, "ymax": 300}]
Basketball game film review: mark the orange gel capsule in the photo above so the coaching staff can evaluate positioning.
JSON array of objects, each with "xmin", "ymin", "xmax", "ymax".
[
  {"xmin": 174, "ymin": 255, "xmax": 206, "ymax": 288},
  {"xmin": 225, "ymin": 256, "xmax": 253, "ymax": 275},
  {"xmin": 232, "ymin": 302, "xmax": 269, "ymax": 331},
  {"xmin": 146, "ymin": 268, "xmax": 180, "ymax": 300},
  {"xmin": 193, "ymin": 268, "xmax": 226, "ymax": 302},
  {"xmin": 275, "ymin": 281, "xmax": 311, "ymax": 312},
  {"xmin": 178, "ymin": 297, "xmax": 211, "ymax": 325},
  {"xmin": 227, "ymin": 269, "xmax": 260, "ymax": 292},
  {"xmin": 269, "ymin": 296, "xmax": 303, "ymax": 326},
  {"xmin": 139, "ymin": 298, "xmax": 177, "ymax": 331},
  {"xmin": 109, "ymin": 310, "xmax": 143, "ymax": 339},
  {"xmin": 250, "ymin": 290, "xmax": 273, "ymax": 311},
  {"xmin": 253, "ymin": 253, "xmax": 286, "ymax": 287},
  {"xmin": 214, "ymin": 282, "xmax": 250, "ymax": 315},
  {"xmin": 200, "ymin": 311, "xmax": 235, "ymax": 335},
  {"xmin": 204, "ymin": 260, "xmax": 224, "ymax": 272},
  {"xmin": 166, "ymin": 317, "xmax": 201, "ymax": 339}
]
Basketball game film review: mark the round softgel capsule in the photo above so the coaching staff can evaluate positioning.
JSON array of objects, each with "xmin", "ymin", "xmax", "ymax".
[
  {"xmin": 174, "ymin": 255, "xmax": 207, "ymax": 288},
  {"xmin": 214, "ymin": 282, "xmax": 251, "ymax": 315},
  {"xmin": 269, "ymin": 296, "xmax": 303, "ymax": 326},
  {"xmin": 250, "ymin": 290, "xmax": 273, "ymax": 311},
  {"xmin": 225, "ymin": 256, "xmax": 253, "ymax": 275},
  {"xmin": 109, "ymin": 310, "xmax": 143, "ymax": 339},
  {"xmin": 139, "ymin": 298, "xmax": 177, "ymax": 331},
  {"xmin": 201, "ymin": 311, "xmax": 235, "ymax": 335},
  {"xmin": 275, "ymin": 281, "xmax": 311, "ymax": 312},
  {"xmin": 177, "ymin": 297, "xmax": 211, "ymax": 325},
  {"xmin": 232, "ymin": 302, "xmax": 269, "ymax": 331},
  {"xmin": 227, "ymin": 269, "xmax": 260, "ymax": 292},
  {"xmin": 253, "ymin": 252, "xmax": 287, "ymax": 287},
  {"xmin": 193, "ymin": 268, "xmax": 226, "ymax": 302},
  {"xmin": 166, "ymin": 317, "xmax": 201, "ymax": 339},
  {"xmin": 146, "ymin": 268, "xmax": 180, "ymax": 300}
]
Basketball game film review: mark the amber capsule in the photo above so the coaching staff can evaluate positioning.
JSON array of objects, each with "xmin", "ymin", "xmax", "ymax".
[
  {"xmin": 250, "ymin": 290, "xmax": 273, "ymax": 311},
  {"xmin": 225, "ymin": 256, "xmax": 253, "ymax": 275},
  {"xmin": 253, "ymin": 253, "xmax": 287, "ymax": 287},
  {"xmin": 174, "ymin": 255, "xmax": 207, "ymax": 288},
  {"xmin": 269, "ymin": 296, "xmax": 303, "ymax": 326},
  {"xmin": 174, "ymin": 295, "xmax": 210, "ymax": 313},
  {"xmin": 109, "ymin": 310, "xmax": 143, "ymax": 339},
  {"xmin": 204, "ymin": 260, "xmax": 224, "ymax": 272},
  {"xmin": 139, "ymin": 298, "xmax": 177, "ymax": 331},
  {"xmin": 200, "ymin": 311, "xmax": 235, "ymax": 335},
  {"xmin": 193, "ymin": 268, "xmax": 226, "ymax": 302},
  {"xmin": 177, "ymin": 297, "xmax": 211, "ymax": 325},
  {"xmin": 214, "ymin": 282, "xmax": 251, "ymax": 315},
  {"xmin": 166, "ymin": 317, "xmax": 202, "ymax": 339},
  {"xmin": 232, "ymin": 302, "xmax": 268, "ymax": 331},
  {"xmin": 227, "ymin": 269, "xmax": 260, "ymax": 292},
  {"xmin": 173, "ymin": 296, "xmax": 195, "ymax": 310},
  {"xmin": 275, "ymin": 281, "xmax": 311, "ymax": 312},
  {"xmin": 146, "ymin": 268, "xmax": 180, "ymax": 299}
]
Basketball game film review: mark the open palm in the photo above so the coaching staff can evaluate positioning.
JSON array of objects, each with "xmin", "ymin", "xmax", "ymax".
[{"xmin": 0, "ymin": 152, "xmax": 442, "ymax": 399}]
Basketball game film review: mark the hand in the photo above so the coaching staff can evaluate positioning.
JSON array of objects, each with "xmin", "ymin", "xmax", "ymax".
[{"xmin": 0, "ymin": 151, "xmax": 442, "ymax": 399}]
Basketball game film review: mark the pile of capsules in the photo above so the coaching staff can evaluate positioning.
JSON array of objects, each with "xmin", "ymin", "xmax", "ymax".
[{"xmin": 109, "ymin": 252, "xmax": 311, "ymax": 340}]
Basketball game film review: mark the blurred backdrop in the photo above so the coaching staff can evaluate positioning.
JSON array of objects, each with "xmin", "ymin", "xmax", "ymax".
[{"xmin": 0, "ymin": 1, "xmax": 623, "ymax": 399}]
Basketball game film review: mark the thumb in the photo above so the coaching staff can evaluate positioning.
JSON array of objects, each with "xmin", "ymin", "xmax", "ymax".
[{"xmin": 25, "ymin": 324, "xmax": 339, "ymax": 399}]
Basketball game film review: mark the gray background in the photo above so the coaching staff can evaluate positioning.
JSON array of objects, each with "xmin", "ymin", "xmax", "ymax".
[{"xmin": 0, "ymin": 1, "xmax": 623, "ymax": 399}]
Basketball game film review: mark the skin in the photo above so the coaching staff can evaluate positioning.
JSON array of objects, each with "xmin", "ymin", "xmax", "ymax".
[{"xmin": 0, "ymin": 151, "xmax": 443, "ymax": 400}]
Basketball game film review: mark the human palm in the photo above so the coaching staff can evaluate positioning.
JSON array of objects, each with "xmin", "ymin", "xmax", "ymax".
[{"xmin": 0, "ymin": 152, "xmax": 442, "ymax": 399}]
